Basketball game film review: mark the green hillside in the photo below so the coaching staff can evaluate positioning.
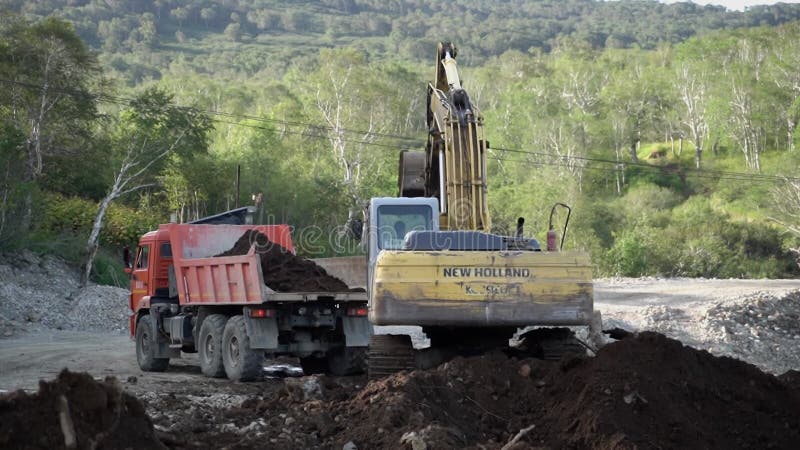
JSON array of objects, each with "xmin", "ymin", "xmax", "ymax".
[{"xmin": 5, "ymin": 0, "xmax": 800, "ymax": 83}]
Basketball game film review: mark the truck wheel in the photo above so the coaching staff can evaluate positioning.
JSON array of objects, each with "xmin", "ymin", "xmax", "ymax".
[
  {"xmin": 327, "ymin": 347, "xmax": 367, "ymax": 376},
  {"xmin": 198, "ymin": 314, "xmax": 228, "ymax": 378},
  {"xmin": 136, "ymin": 316, "xmax": 169, "ymax": 372},
  {"xmin": 222, "ymin": 315, "xmax": 264, "ymax": 381}
]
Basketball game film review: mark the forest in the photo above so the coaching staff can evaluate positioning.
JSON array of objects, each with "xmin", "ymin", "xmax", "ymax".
[{"xmin": 1, "ymin": 0, "xmax": 799, "ymax": 285}]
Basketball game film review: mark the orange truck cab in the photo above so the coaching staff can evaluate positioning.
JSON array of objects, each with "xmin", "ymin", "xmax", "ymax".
[{"xmin": 126, "ymin": 222, "xmax": 370, "ymax": 381}]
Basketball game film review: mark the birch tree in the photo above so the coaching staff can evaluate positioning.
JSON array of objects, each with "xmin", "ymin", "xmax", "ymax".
[
  {"xmin": 0, "ymin": 16, "xmax": 100, "ymax": 228},
  {"xmin": 676, "ymin": 64, "xmax": 709, "ymax": 169},
  {"xmin": 310, "ymin": 49, "xmax": 421, "ymax": 220},
  {"xmin": 81, "ymin": 88, "xmax": 211, "ymax": 286}
]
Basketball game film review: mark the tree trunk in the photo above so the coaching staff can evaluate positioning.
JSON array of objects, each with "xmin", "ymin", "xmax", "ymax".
[
  {"xmin": 694, "ymin": 143, "xmax": 702, "ymax": 169},
  {"xmin": 81, "ymin": 196, "xmax": 113, "ymax": 287}
]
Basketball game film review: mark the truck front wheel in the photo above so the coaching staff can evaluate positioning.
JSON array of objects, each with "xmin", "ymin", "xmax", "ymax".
[
  {"xmin": 222, "ymin": 315, "xmax": 264, "ymax": 381},
  {"xmin": 136, "ymin": 316, "xmax": 169, "ymax": 372},
  {"xmin": 198, "ymin": 314, "xmax": 228, "ymax": 378}
]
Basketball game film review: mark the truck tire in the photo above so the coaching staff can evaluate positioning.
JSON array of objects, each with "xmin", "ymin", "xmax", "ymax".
[
  {"xmin": 198, "ymin": 314, "xmax": 228, "ymax": 378},
  {"xmin": 222, "ymin": 315, "xmax": 264, "ymax": 382},
  {"xmin": 136, "ymin": 316, "xmax": 169, "ymax": 372}
]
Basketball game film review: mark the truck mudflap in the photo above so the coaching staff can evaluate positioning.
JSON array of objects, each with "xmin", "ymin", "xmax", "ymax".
[
  {"xmin": 242, "ymin": 307, "xmax": 279, "ymax": 350},
  {"xmin": 370, "ymin": 249, "xmax": 593, "ymax": 327},
  {"xmin": 342, "ymin": 316, "xmax": 372, "ymax": 347}
]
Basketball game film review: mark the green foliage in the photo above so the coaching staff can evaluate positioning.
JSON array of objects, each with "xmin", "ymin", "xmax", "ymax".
[
  {"xmin": 605, "ymin": 226, "xmax": 663, "ymax": 277},
  {"xmin": 2, "ymin": 3, "xmax": 800, "ymax": 279},
  {"xmin": 38, "ymin": 193, "xmax": 159, "ymax": 249},
  {"xmin": 8, "ymin": 1, "xmax": 800, "ymax": 83},
  {"xmin": 90, "ymin": 250, "xmax": 129, "ymax": 288},
  {"xmin": 599, "ymin": 194, "xmax": 796, "ymax": 278}
]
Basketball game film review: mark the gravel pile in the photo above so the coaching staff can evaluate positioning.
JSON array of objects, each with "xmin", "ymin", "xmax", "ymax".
[
  {"xmin": 702, "ymin": 290, "xmax": 800, "ymax": 374},
  {"xmin": 0, "ymin": 251, "xmax": 129, "ymax": 338},
  {"xmin": 638, "ymin": 304, "xmax": 688, "ymax": 335}
]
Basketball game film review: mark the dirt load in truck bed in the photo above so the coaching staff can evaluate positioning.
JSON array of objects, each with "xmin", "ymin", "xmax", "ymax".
[{"xmin": 216, "ymin": 230, "xmax": 358, "ymax": 293}]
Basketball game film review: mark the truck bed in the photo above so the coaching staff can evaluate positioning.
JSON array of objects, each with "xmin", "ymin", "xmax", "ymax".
[{"xmin": 164, "ymin": 223, "xmax": 362, "ymax": 306}]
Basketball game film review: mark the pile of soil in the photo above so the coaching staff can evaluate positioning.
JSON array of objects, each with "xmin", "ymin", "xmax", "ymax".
[
  {"xmin": 217, "ymin": 230, "xmax": 356, "ymax": 292},
  {"xmin": 0, "ymin": 369, "xmax": 164, "ymax": 450},
  {"xmin": 530, "ymin": 332, "xmax": 800, "ymax": 449},
  {"xmin": 182, "ymin": 332, "xmax": 800, "ymax": 449}
]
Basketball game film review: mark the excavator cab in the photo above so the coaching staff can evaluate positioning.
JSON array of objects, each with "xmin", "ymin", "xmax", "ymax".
[{"xmin": 364, "ymin": 197, "xmax": 439, "ymax": 298}]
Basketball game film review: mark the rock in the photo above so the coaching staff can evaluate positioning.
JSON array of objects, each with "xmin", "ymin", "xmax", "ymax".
[
  {"xmin": 400, "ymin": 432, "xmax": 426, "ymax": 450},
  {"xmin": 342, "ymin": 441, "xmax": 358, "ymax": 450},
  {"xmin": 518, "ymin": 364, "xmax": 531, "ymax": 377},
  {"xmin": 285, "ymin": 417, "xmax": 295, "ymax": 426}
]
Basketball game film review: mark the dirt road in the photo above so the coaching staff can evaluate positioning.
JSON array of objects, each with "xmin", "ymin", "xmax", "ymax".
[
  {"xmin": 1, "ymin": 277, "xmax": 797, "ymax": 394},
  {"xmin": 2, "ymin": 277, "xmax": 799, "ymax": 449}
]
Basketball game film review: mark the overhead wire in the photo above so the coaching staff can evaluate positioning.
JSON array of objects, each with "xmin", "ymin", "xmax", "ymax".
[{"xmin": 2, "ymin": 76, "xmax": 797, "ymax": 185}]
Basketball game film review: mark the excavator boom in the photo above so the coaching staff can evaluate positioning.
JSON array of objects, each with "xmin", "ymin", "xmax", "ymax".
[{"xmin": 399, "ymin": 42, "xmax": 490, "ymax": 231}]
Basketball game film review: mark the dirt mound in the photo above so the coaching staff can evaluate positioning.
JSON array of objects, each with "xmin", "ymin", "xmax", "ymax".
[
  {"xmin": 531, "ymin": 332, "xmax": 800, "ymax": 449},
  {"xmin": 127, "ymin": 332, "xmax": 800, "ymax": 449},
  {"xmin": 0, "ymin": 369, "xmax": 164, "ymax": 450},
  {"xmin": 239, "ymin": 332, "xmax": 800, "ymax": 449},
  {"xmin": 217, "ymin": 230, "xmax": 356, "ymax": 292}
]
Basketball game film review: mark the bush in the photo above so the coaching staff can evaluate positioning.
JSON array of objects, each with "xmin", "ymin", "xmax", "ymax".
[
  {"xmin": 604, "ymin": 225, "xmax": 670, "ymax": 277},
  {"xmin": 38, "ymin": 192, "xmax": 160, "ymax": 248},
  {"xmin": 596, "ymin": 195, "xmax": 797, "ymax": 278}
]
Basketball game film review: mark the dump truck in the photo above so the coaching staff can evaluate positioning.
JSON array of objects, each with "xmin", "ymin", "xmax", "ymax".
[
  {"xmin": 359, "ymin": 43, "xmax": 602, "ymax": 377},
  {"xmin": 127, "ymin": 218, "xmax": 370, "ymax": 381}
]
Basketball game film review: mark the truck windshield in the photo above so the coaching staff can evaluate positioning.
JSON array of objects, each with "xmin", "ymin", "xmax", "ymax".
[{"xmin": 377, "ymin": 204, "xmax": 433, "ymax": 250}]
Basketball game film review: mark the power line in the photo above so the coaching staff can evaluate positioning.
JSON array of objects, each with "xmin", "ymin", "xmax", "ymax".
[
  {"xmin": 2, "ymin": 76, "xmax": 797, "ymax": 184},
  {"xmin": 486, "ymin": 155, "xmax": 788, "ymax": 184}
]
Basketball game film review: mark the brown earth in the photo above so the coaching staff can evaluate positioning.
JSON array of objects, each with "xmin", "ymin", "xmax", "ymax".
[
  {"xmin": 216, "ymin": 230, "xmax": 357, "ymax": 292},
  {"xmin": 141, "ymin": 332, "xmax": 800, "ymax": 449},
  {"xmin": 0, "ymin": 369, "xmax": 164, "ymax": 450},
  {"xmin": 5, "ymin": 333, "xmax": 800, "ymax": 449}
]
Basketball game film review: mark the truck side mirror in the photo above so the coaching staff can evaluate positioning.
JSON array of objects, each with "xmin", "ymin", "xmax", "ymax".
[
  {"xmin": 123, "ymin": 247, "xmax": 132, "ymax": 272},
  {"xmin": 348, "ymin": 218, "xmax": 363, "ymax": 241}
]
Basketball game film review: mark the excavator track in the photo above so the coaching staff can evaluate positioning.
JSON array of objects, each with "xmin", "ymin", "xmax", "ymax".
[
  {"xmin": 368, "ymin": 334, "xmax": 416, "ymax": 379},
  {"xmin": 517, "ymin": 327, "xmax": 587, "ymax": 361}
]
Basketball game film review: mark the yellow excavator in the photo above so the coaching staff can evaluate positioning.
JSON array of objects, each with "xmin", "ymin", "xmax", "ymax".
[{"xmin": 362, "ymin": 42, "xmax": 601, "ymax": 377}]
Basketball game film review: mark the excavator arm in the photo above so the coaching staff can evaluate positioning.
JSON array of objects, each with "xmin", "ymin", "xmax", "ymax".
[{"xmin": 399, "ymin": 42, "xmax": 490, "ymax": 231}]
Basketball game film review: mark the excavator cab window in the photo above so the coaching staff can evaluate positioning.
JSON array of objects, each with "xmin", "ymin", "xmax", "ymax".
[{"xmin": 377, "ymin": 205, "xmax": 433, "ymax": 250}]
